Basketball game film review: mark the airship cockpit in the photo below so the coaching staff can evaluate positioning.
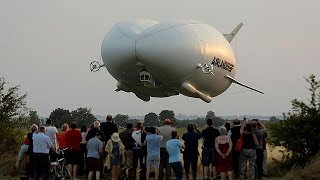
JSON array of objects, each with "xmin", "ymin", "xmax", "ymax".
[{"xmin": 140, "ymin": 71, "xmax": 155, "ymax": 87}]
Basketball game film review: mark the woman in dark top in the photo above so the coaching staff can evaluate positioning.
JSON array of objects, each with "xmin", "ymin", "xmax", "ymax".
[{"xmin": 239, "ymin": 123, "xmax": 258, "ymax": 180}]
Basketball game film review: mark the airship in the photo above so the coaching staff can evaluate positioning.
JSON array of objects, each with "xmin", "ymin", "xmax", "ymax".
[{"xmin": 91, "ymin": 19, "xmax": 263, "ymax": 103}]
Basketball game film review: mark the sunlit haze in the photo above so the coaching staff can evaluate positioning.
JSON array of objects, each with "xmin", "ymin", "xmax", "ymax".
[{"xmin": 1, "ymin": 1, "xmax": 319, "ymax": 118}]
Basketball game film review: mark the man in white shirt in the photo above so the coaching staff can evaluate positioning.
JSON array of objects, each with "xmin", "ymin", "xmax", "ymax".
[
  {"xmin": 45, "ymin": 119, "xmax": 58, "ymax": 161},
  {"xmin": 45, "ymin": 119, "xmax": 58, "ymax": 148}
]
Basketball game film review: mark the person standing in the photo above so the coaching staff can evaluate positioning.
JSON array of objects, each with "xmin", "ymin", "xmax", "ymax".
[
  {"xmin": 262, "ymin": 131, "xmax": 269, "ymax": 177},
  {"xmin": 182, "ymin": 124, "xmax": 201, "ymax": 180},
  {"xmin": 215, "ymin": 127, "xmax": 233, "ymax": 180},
  {"xmin": 15, "ymin": 135, "xmax": 30, "ymax": 170},
  {"xmin": 86, "ymin": 120, "xmax": 105, "ymax": 142},
  {"xmin": 33, "ymin": 126, "xmax": 56, "ymax": 180},
  {"xmin": 87, "ymin": 132, "xmax": 104, "ymax": 180},
  {"xmin": 166, "ymin": 131, "xmax": 184, "ymax": 180},
  {"xmin": 132, "ymin": 122, "xmax": 147, "ymax": 180},
  {"xmin": 65, "ymin": 122, "xmax": 82, "ymax": 180},
  {"xmin": 105, "ymin": 133, "xmax": 125, "ymax": 180},
  {"xmin": 201, "ymin": 119, "xmax": 220, "ymax": 180},
  {"xmin": 79, "ymin": 125, "xmax": 87, "ymax": 176},
  {"xmin": 230, "ymin": 119, "xmax": 241, "ymax": 179},
  {"xmin": 15, "ymin": 124, "xmax": 38, "ymax": 170},
  {"xmin": 26, "ymin": 124, "xmax": 38, "ymax": 178},
  {"xmin": 239, "ymin": 123, "xmax": 259, "ymax": 180},
  {"xmin": 100, "ymin": 115, "xmax": 118, "ymax": 144},
  {"xmin": 252, "ymin": 119, "xmax": 266, "ymax": 180},
  {"xmin": 145, "ymin": 127, "xmax": 163, "ymax": 180},
  {"xmin": 119, "ymin": 123, "xmax": 134, "ymax": 168},
  {"xmin": 45, "ymin": 119, "xmax": 58, "ymax": 161},
  {"xmin": 158, "ymin": 119, "xmax": 176, "ymax": 180},
  {"xmin": 57, "ymin": 123, "xmax": 69, "ymax": 149}
]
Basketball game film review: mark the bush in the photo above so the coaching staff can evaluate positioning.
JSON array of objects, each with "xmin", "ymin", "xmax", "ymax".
[
  {"xmin": 269, "ymin": 75, "xmax": 320, "ymax": 167},
  {"xmin": 0, "ymin": 125, "xmax": 26, "ymax": 158}
]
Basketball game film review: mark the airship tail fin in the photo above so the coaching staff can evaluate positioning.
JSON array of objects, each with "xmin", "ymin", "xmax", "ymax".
[
  {"xmin": 225, "ymin": 75, "xmax": 264, "ymax": 94},
  {"xmin": 224, "ymin": 23, "xmax": 243, "ymax": 43}
]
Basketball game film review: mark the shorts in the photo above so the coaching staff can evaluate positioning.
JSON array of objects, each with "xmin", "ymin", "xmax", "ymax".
[
  {"xmin": 146, "ymin": 154, "xmax": 160, "ymax": 169},
  {"xmin": 87, "ymin": 157, "xmax": 101, "ymax": 171},
  {"xmin": 201, "ymin": 147, "xmax": 216, "ymax": 166},
  {"xmin": 66, "ymin": 150, "xmax": 81, "ymax": 165},
  {"xmin": 18, "ymin": 144, "xmax": 29, "ymax": 161},
  {"xmin": 160, "ymin": 148, "xmax": 169, "ymax": 168}
]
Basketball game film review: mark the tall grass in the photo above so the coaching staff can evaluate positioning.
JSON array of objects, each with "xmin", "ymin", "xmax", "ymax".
[{"xmin": 283, "ymin": 155, "xmax": 320, "ymax": 180}]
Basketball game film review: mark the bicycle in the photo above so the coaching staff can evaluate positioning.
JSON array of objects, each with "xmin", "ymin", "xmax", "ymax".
[{"xmin": 49, "ymin": 148, "xmax": 70, "ymax": 180}]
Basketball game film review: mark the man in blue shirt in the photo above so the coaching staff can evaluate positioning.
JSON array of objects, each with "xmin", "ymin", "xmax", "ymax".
[
  {"xmin": 145, "ymin": 127, "xmax": 163, "ymax": 180},
  {"xmin": 87, "ymin": 132, "xmax": 103, "ymax": 180},
  {"xmin": 166, "ymin": 131, "xmax": 184, "ymax": 180},
  {"xmin": 33, "ymin": 126, "xmax": 56, "ymax": 180}
]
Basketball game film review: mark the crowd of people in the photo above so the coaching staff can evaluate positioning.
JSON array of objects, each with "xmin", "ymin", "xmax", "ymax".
[{"xmin": 15, "ymin": 115, "xmax": 268, "ymax": 180}]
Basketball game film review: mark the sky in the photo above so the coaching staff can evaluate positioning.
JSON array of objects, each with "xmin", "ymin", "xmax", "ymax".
[{"xmin": 1, "ymin": 1, "xmax": 319, "ymax": 118}]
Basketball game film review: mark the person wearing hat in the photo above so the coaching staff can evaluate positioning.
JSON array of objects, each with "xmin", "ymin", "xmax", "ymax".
[
  {"xmin": 158, "ymin": 118, "xmax": 176, "ymax": 180},
  {"xmin": 105, "ymin": 133, "xmax": 125, "ymax": 180}
]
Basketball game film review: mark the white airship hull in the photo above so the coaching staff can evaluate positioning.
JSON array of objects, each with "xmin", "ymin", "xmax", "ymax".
[{"xmin": 101, "ymin": 19, "xmax": 257, "ymax": 103}]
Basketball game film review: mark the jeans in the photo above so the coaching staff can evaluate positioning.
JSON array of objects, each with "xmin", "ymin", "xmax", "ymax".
[
  {"xmin": 183, "ymin": 150, "xmax": 198, "ymax": 179},
  {"xmin": 232, "ymin": 149, "xmax": 240, "ymax": 178},
  {"xmin": 170, "ymin": 162, "xmax": 183, "ymax": 180},
  {"xmin": 256, "ymin": 148, "xmax": 264, "ymax": 179},
  {"xmin": 159, "ymin": 148, "xmax": 171, "ymax": 180},
  {"xmin": 133, "ymin": 148, "xmax": 145, "ymax": 179},
  {"xmin": 239, "ymin": 149, "xmax": 256, "ymax": 180},
  {"xmin": 34, "ymin": 153, "xmax": 50, "ymax": 180}
]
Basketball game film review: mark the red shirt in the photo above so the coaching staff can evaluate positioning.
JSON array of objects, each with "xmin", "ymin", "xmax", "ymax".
[
  {"xmin": 57, "ymin": 131, "xmax": 67, "ymax": 149},
  {"xmin": 65, "ymin": 129, "xmax": 81, "ymax": 151},
  {"xmin": 23, "ymin": 135, "xmax": 30, "ymax": 145}
]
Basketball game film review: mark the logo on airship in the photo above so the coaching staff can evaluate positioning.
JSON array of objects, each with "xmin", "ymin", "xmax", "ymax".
[{"xmin": 211, "ymin": 57, "xmax": 234, "ymax": 72}]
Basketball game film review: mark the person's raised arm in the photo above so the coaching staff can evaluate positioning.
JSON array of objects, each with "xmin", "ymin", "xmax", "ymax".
[
  {"xmin": 253, "ymin": 134, "xmax": 259, "ymax": 146},
  {"xmin": 179, "ymin": 140, "xmax": 185, "ymax": 149},
  {"xmin": 240, "ymin": 120, "xmax": 247, "ymax": 133}
]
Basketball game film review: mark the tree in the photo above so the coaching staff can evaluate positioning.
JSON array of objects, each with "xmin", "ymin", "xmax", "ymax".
[
  {"xmin": 0, "ymin": 78, "xmax": 27, "ymax": 124},
  {"xmin": 205, "ymin": 110, "xmax": 224, "ymax": 127},
  {"xmin": 29, "ymin": 110, "xmax": 40, "ymax": 125},
  {"xmin": 269, "ymin": 116, "xmax": 278, "ymax": 121},
  {"xmin": 159, "ymin": 110, "xmax": 175, "ymax": 124},
  {"xmin": 114, "ymin": 114, "xmax": 129, "ymax": 127},
  {"xmin": 144, "ymin": 112, "xmax": 159, "ymax": 127},
  {"xmin": 49, "ymin": 108, "xmax": 72, "ymax": 127},
  {"xmin": 269, "ymin": 74, "xmax": 320, "ymax": 166},
  {"xmin": 0, "ymin": 78, "xmax": 27, "ymax": 157},
  {"xmin": 71, "ymin": 107, "xmax": 96, "ymax": 126},
  {"xmin": 205, "ymin": 110, "xmax": 215, "ymax": 120}
]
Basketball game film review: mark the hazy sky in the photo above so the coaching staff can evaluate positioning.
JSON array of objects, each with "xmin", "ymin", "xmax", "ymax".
[{"xmin": 1, "ymin": 1, "xmax": 319, "ymax": 118}]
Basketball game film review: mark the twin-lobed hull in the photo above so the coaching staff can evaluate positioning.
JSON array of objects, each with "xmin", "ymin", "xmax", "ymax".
[{"xmin": 101, "ymin": 19, "xmax": 237, "ymax": 102}]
